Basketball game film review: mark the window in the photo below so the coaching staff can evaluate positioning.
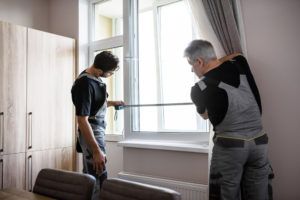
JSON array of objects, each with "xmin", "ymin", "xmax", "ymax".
[
  {"xmin": 136, "ymin": 0, "xmax": 208, "ymax": 133},
  {"xmin": 89, "ymin": 0, "xmax": 124, "ymax": 135},
  {"xmin": 93, "ymin": 0, "xmax": 123, "ymax": 41},
  {"xmin": 89, "ymin": 0, "xmax": 209, "ymax": 142},
  {"xmin": 93, "ymin": 47, "xmax": 124, "ymax": 134}
]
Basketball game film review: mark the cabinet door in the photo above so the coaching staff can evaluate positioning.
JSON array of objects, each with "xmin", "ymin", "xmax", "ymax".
[
  {"xmin": 26, "ymin": 148, "xmax": 73, "ymax": 191},
  {"xmin": 61, "ymin": 147, "xmax": 73, "ymax": 171},
  {"xmin": 0, "ymin": 21, "xmax": 26, "ymax": 155},
  {"xmin": 27, "ymin": 28, "xmax": 75, "ymax": 151},
  {"xmin": 0, "ymin": 153, "xmax": 26, "ymax": 189}
]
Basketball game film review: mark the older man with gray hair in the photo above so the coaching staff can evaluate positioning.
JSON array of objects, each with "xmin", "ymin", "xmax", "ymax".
[{"xmin": 184, "ymin": 40, "xmax": 274, "ymax": 200}]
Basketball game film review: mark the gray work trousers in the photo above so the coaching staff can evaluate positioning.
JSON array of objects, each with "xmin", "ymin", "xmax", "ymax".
[
  {"xmin": 79, "ymin": 131, "xmax": 107, "ymax": 200},
  {"xmin": 209, "ymin": 135, "xmax": 273, "ymax": 200}
]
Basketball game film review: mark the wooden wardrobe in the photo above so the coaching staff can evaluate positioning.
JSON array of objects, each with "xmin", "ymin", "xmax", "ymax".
[{"xmin": 0, "ymin": 21, "xmax": 75, "ymax": 190}]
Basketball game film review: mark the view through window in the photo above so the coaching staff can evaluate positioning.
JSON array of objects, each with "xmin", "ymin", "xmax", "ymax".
[
  {"xmin": 135, "ymin": 0, "xmax": 208, "ymax": 132},
  {"xmin": 92, "ymin": 0, "xmax": 209, "ymax": 135},
  {"xmin": 93, "ymin": 0, "xmax": 124, "ymax": 134}
]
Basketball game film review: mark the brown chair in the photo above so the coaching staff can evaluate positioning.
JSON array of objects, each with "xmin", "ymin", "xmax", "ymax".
[
  {"xmin": 100, "ymin": 178, "xmax": 181, "ymax": 200},
  {"xmin": 33, "ymin": 168, "xmax": 96, "ymax": 200}
]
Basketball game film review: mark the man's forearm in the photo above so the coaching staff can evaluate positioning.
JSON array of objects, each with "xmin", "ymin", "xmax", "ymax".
[
  {"xmin": 219, "ymin": 53, "xmax": 242, "ymax": 63},
  {"xmin": 77, "ymin": 117, "xmax": 101, "ymax": 154},
  {"xmin": 107, "ymin": 100, "xmax": 124, "ymax": 107}
]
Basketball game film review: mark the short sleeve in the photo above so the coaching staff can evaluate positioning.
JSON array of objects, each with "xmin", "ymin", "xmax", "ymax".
[
  {"xmin": 71, "ymin": 78, "xmax": 93, "ymax": 116},
  {"xmin": 191, "ymin": 84, "xmax": 206, "ymax": 114}
]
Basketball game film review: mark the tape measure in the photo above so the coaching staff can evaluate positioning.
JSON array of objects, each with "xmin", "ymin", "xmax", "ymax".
[{"xmin": 114, "ymin": 102, "xmax": 193, "ymax": 110}]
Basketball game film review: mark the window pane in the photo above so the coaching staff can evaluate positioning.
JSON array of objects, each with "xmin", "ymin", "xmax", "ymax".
[
  {"xmin": 138, "ymin": 10, "xmax": 157, "ymax": 105},
  {"xmin": 136, "ymin": 0, "xmax": 209, "ymax": 132},
  {"xmin": 94, "ymin": 0, "xmax": 123, "ymax": 41},
  {"xmin": 138, "ymin": 9, "xmax": 159, "ymax": 130},
  {"xmin": 94, "ymin": 47, "xmax": 124, "ymax": 134},
  {"xmin": 160, "ymin": 1, "xmax": 195, "ymax": 103},
  {"xmin": 159, "ymin": 1, "xmax": 202, "ymax": 131}
]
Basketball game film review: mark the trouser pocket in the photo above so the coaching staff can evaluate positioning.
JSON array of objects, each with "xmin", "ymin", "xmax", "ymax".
[
  {"xmin": 215, "ymin": 137, "xmax": 244, "ymax": 148},
  {"xmin": 254, "ymin": 134, "xmax": 268, "ymax": 145},
  {"xmin": 268, "ymin": 166, "xmax": 274, "ymax": 200}
]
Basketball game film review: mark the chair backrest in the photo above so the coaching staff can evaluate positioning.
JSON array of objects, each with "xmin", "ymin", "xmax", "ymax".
[
  {"xmin": 33, "ymin": 168, "xmax": 96, "ymax": 200},
  {"xmin": 100, "ymin": 178, "xmax": 181, "ymax": 200}
]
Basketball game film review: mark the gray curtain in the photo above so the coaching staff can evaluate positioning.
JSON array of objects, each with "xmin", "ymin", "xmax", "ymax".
[{"xmin": 202, "ymin": 0, "xmax": 242, "ymax": 54}]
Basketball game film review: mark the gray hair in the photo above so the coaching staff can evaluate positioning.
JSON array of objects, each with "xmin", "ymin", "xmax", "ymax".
[{"xmin": 184, "ymin": 40, "xmax": 217, "ymax": 63}]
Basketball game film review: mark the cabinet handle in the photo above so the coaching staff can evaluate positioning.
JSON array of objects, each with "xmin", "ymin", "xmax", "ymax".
[
  {"xmin": 0, "ymin": 159, "xmax": 3, "ymax": 189},
  {"xmin": 27, "ymin": 112, "xmax": 32, "ymax": 149},
  {"xmin": 0, "ymin": 112, "xmax": 3, "ymax": 152},
  {"xmin": 0, "ymin": 112, "xmax": 4, "ymax": 152},
  {"xmin": 27, "ymin": 155, "xmax": 32, "ymax": 192}
]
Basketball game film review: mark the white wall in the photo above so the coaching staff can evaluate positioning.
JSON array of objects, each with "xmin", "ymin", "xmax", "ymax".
[
  {"xmin": 123, "ymin": 148, "xmax": 208, "ymax": 184},
  {"xmin": 240, "ymin": 0, "xmax": 300, "ymax": 199},
  {"xmin": 0, "ymin": 0, "xmax": 80, "ymax": 39},
  {"xmin": 0, "ymin": 0, "xmax": 49, "ymax": 31},
  {"xmin": 48, "ymin": 0, "xmax": 78, "ymax": 39},
  {"xmin": 105, "ymin": 141, "xmax": 124, "ymax": 178}
]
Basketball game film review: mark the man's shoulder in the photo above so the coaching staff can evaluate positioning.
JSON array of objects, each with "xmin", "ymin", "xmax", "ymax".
[
  {"xmin": 73, "ymin": 76, "xmax": 92, "ymax": 88},
  {"xmin": 72, "ymin": 76, "xmax": 97, "ymax": 96},
  {"xmin": 75, "ymin": 74, "xmax": 104, "ymax": 87},
  {"xmin": 192, "ymin": 77, "xmax": 219, "ymax": 97},
  {"xmin": 204, "ymin": 59, "xmax": 241, "ymax": 87}
]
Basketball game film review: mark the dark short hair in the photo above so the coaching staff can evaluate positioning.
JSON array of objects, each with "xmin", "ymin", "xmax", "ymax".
[{"xmin": 93, "ymin": 51, "xmax": 119, "ymax": 72}]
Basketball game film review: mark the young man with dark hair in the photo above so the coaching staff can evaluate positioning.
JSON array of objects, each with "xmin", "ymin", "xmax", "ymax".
[
  {"xmin": 71, "ymin": 51, "xmax": 124, "ymax": 199},
  {"xmin": 184, "ymin": 40, "xmax": 274, "ymax": 200}
]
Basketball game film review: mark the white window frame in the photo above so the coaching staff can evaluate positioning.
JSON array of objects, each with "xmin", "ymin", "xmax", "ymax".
[
  {"xmin": 88, "ymin": 0, "xmax": 124, "ymax": 141},
  {"xmin": 88, "ymin": 0, "xmax": 124, "ymax": 62},
  {"xmin": 88, "ymin": 0, "xmax": 210, "ymax": 145},
  {"xmin": 123, "ymin": 0, "xmax": 210, "ymax": 144}
]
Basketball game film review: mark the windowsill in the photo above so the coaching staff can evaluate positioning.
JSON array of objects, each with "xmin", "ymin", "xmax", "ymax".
[{"xmin": 118, "ymin": 139, "xmax": 209, "ymax": 153}]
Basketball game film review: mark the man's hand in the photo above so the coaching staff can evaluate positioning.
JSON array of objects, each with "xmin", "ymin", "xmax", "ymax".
[
  {"xmin": 219, "ymin": 53, "xmax": 242, "ymax": 63},
  {"xmin": 107, "ymin": 100, "xmax": 125, "ymax": 107},
  {"xmin": 92, "ymin": 148, "xmax": 106, "ymax": 175},
  {"xmin": 200, "ymin": 110, "xmax": 209, "ymax": 120}
]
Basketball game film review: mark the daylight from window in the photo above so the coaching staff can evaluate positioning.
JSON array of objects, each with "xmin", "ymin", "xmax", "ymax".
[
  {"xmin": 93, "ymin": 0, "xmax": 124, "ymax": 134},
  {"xmin": 137, "ymin": 1, "xmax": 208, "ymax": 132},
  {"xmin": 93, "ymin": 0, "xmax": 209, "ymax": 134}
]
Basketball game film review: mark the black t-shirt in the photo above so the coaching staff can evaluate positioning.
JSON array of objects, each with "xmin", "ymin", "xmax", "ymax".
[
  {"xmin": 71, "ymin": 71, "xmax": 107, "ymax": 124},
  {"xmin": 190, "ymin": 55, "xmax": 262, "ymax": 126}
]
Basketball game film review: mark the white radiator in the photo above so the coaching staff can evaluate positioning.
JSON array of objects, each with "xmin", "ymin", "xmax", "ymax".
[{"xmin": 118, "ymin": 172, "xmax": 208, "ymax": 200}]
